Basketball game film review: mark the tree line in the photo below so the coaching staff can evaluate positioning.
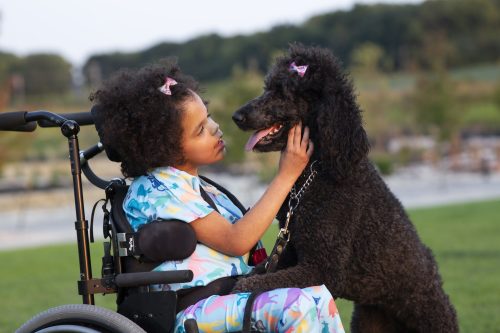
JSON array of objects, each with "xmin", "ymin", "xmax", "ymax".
[
  {"xmin": 0, "ymin": 0, "xmax": 499, "ymax": 97},
  {"xmin": 83, "ymin": 0, "xmax": 500, "ymax": 84}
]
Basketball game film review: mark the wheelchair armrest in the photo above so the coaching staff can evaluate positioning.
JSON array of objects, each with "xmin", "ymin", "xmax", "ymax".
[
  {"xmin": 136, "ymin": 219, "xmax": 197, "ymax": 262},
  {"xmin": 115, "ymin": 270, "xmax": 193, "ymax": 288}
]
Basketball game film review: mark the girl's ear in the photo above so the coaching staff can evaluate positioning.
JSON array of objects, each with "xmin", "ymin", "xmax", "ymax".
[{"xmin": 315, "ymin": 95, "xmax": 370, "ymax": 181}]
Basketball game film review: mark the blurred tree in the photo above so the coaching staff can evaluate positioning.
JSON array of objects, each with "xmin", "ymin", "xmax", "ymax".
[
  {"xmin": 413, "ymin": 72, "xmax": 459, "ymax": 142},
  {"xmin": 0, "ymin": 52, "xmax": 20, "ymax": 109},
  {"xmin": 418, "ymin": 30, "xmax": 456, "ymax": 71},
  {"xmin": 412, "ymin": 12, "xmax": 463, "ymax": 166},
  {"xmin": 350, "ymin": 42, "xmax": 386, "ymax": 75},
  {"xmin": 495, "ymin": 80, "xmax": 500, "ymax": 112},
  {"xmin": 350, "ymin": 42, "xmax": 394, "ymax": 154},
  {"xmin": 0, "ymin": 52, "xmax": 19, "ymax": 81},
  {"xmin": 83, "ymin": 0, "xmax": 500, "ymax": 83},
  {"xmin": 412, "ymin": 70, "xmax": 463, "ymax": 169},
  {"xmin": 419, "ymin": 0, "xmax": 500, "ymax": 68},
  {"xmin": 19, "ymin": 54, "xmax": 73, "ymax": 96}
]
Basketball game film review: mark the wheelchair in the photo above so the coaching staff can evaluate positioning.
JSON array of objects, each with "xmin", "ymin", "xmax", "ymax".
[{"xmin": 1, "ymin": 108, "xmax": 265, "ymax": 333}]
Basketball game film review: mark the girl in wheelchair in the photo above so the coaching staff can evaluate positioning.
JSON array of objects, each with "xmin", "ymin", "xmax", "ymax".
[{"xmin": 90, "ymin": 59, "xmax": 344, "ymax": 333}]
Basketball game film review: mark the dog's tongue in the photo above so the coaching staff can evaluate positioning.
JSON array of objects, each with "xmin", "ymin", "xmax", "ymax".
[{"xmin": 245, "ymin": 127, "xmax": 275, "ymax": 151}]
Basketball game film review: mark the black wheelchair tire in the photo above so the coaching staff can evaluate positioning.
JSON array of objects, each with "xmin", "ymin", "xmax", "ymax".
[{"xmin": 16, "ymin": 304, "xmax": 146, "ymax": 333}]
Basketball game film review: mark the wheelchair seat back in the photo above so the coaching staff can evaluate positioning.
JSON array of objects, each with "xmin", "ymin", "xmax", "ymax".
[
  {"xmin": 106, "ymin": 181, "xmax": 186, "ymax": 333},
  {"xmin": 107, "ymin": 182, "xmax": 157, "ymax": 274}
]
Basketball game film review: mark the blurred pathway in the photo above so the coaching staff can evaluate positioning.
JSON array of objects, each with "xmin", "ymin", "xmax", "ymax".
[{"xmin": 1, "ymin": 167, "xmax": 499, "ymax": 250}]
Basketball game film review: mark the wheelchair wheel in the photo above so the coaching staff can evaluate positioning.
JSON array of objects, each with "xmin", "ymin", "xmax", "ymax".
[{"xmin": 16, "ymin": 304, "xmax": 146, "ymax": 333}]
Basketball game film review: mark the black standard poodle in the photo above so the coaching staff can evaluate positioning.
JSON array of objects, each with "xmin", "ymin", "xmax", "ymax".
[{"xmin": 231, "ymin": 44, "xmax": 458, "ymax": 333}]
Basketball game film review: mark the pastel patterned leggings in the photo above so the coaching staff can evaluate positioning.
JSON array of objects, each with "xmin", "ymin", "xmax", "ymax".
[{"xmin": 175, "ymin": 284, "xmax": 344, "ymax": 333}]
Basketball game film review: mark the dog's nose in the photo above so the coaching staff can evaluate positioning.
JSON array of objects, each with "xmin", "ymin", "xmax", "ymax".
[{"xmin": 232, "ymin": 112, "xmax": 245, "ymax": 125}]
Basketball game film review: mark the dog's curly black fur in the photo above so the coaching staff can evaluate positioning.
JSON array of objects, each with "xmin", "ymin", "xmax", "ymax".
[{"xmin": 232, "ymin": 44, "xmax": 458, "ymax": 332}]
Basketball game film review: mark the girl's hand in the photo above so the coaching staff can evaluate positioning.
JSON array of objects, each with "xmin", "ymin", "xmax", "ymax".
[{"xmin": 277, "ymin": 122, "xmax": 314, "ymax": 182}]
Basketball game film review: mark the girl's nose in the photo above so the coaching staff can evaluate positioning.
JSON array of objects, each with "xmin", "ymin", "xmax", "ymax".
[{"xmin": 207, "ymin": 117, "xmax": 221, "ymax": 137}]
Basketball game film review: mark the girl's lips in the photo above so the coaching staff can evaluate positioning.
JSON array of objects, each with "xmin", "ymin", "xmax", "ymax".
[{"xmin": 216, "ymin": 139, "xmax": 225, "ymax": 150}]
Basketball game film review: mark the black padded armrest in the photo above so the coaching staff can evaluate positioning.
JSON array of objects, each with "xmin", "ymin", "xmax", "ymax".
[
  {"xmin": 136, "ymin": 219, "xmax": 197, "ymax": 262},
  {"xmin": 115, "ymin": 270, "xmax": 193, "ymax": 287}
]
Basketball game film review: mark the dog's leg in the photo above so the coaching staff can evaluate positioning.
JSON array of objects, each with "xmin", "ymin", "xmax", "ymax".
[
  {"xmin": 351, "ymin": 304, "xmax": 409, "ymax": 333},
  {"xmin": 233, "ymin": 263, "xmax": 324, "ymax": 293},
  {"xmin": 276, "ymin": 243, "xmax": 297, "ymax": 270},
  {"xmin": 385, "ymin": 288, "xmax": 458, "ymax": 333}
]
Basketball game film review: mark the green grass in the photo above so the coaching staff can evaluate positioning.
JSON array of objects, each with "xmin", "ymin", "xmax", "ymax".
[
  {"xmin": 1, "ymin": 199, "xmax": 499, "ymax": 332},
  {"xmin": 462, "ymin": 102, "xmax": 500, "ymax": 128}
]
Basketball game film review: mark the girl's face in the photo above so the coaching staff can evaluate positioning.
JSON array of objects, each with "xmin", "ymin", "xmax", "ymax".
[{"xmin": 175, "ymin": 92, "xmax": 226, "ymax": 175}]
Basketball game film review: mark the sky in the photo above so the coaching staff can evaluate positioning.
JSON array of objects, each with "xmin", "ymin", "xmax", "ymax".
[{"xmin": 0, "ymin": 0, "xmax": 423, "ymax": 66}]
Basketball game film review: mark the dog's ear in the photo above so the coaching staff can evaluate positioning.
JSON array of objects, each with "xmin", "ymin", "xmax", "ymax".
[{"xmin": 315, "ymin": 93, "xmax": 370, "ymax": 181}]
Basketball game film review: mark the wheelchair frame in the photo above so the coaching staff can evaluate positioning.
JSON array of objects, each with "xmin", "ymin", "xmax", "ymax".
[{"xmin": 1, "ymin": 110, "xmax": 200, "ymax": 333}]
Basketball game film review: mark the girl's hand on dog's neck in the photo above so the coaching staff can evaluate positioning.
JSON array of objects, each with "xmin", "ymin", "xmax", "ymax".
[{"xmin": 277, "ymin": 123, "xmax": 314, "ymax": 183}]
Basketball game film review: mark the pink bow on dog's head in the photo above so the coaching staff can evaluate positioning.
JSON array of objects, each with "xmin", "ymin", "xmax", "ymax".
[
  {"xmin": 158, "ymin": 77, "xmax": 178, "ymax": 95},
  {"xmin": 289, "ymin": 62, "xmax": 308, "ymax": 77}
]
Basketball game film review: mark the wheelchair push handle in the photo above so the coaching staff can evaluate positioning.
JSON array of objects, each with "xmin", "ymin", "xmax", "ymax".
[
  {"xmin": 0, "ymin": 111, "xmax": 37, "ymax": 132},
  {"xmin": 115, "ymin": 270, "xmax": 194, "ymax": 288},
  {"xmin": 0, "ymin": 110, "xmax": 94, "ymax": 132},
  {"xmin": 37, "ymin": 111, "xmax": 94, "ymax": 127}
]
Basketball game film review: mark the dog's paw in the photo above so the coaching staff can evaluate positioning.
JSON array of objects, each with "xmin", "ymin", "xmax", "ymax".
[
  {"xmin": 249, "ymin": 262, "xmax": 267, "ymax": 276},
  {"xmin": 231, "ymin": 276, "xmax": 254, "ymax": 294}
]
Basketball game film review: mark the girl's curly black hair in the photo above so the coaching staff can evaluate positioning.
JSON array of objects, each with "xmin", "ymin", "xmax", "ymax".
[{"xmin": 89, "ymin": 59, "xmax": 200, "ymax": 178}]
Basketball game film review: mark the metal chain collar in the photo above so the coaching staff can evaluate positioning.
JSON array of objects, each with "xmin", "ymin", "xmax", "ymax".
[
  {"xmin": 264, "ymin": 160, "xmax": 319, "ymax": 273},
  {"xmin": 283, "ymin": 160, "xmax": 318, "ymax": 232}
]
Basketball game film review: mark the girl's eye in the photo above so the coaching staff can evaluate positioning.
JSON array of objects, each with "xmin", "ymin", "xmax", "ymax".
[{"xmin": 198, "ymin": 126, "xmax": 205, "ymax": 135}]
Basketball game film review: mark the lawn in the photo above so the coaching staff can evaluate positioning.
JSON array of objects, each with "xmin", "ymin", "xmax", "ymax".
[{"xmin": 1, "ymin": 198, "xmax": 499, "ymax": 332}]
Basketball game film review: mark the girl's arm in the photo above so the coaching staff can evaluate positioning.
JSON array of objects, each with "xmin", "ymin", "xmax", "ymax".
[{"xmin": 191, "ymin": 124, "xmax": 313, "ymax": 256}]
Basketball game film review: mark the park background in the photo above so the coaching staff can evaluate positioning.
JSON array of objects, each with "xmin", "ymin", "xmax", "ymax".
[{"xmin": 0, "ymin": 0, "xmax": 499, "ymax": 332}]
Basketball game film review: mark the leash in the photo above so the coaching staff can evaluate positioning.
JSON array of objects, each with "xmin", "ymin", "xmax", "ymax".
[{"xmin": 264, "ymin": 160, "xmax": 318, "ymax": 273}]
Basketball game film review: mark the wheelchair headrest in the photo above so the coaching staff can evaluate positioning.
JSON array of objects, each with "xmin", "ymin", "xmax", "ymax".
[{"xmin": 91, "ymin": 104, "xmax": 122, "ymax": 163}]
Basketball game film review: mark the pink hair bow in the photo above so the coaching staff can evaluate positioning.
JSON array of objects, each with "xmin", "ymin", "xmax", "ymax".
[
  {"xmin": 289, "ymin": 62, "xmax": 308, "ymax": 77},
  {"xmin": 158, "ymin": 77, "xmax": 178, "ymax": 95}
]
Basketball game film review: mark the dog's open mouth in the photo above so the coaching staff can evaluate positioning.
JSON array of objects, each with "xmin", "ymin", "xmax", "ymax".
[{"xmin": 245, "ymin": 124, "xmax": 284, "ymax": 151}]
